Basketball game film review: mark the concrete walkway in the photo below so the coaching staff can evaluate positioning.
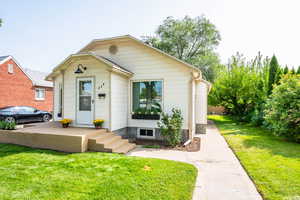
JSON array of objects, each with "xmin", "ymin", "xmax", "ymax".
[{"xmin": 127, "ymin": 122, "xmax": 263, "ymax": 200}]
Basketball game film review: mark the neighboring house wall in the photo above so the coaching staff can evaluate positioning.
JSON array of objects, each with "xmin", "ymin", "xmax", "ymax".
[
  {"xmin": 90, "ymin": 40, "xmax": 192, "ymax": 130},
  {"xmin": 0, "ymin": 58, "xmax": 53, "ymax": 111},
  {"xmin": 110, "ymin": 73, "xmax": 128, "ymax": 131},
  {"xmin": 61, "ymin": 58, "xmax": 111, "ymax": 128}
]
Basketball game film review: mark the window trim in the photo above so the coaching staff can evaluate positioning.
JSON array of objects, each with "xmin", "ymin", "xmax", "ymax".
[
  {"xmin": 130, "ymin": 79, "xmax": 164, "ymax": 114},
  {"xmin": 137, "ymin": 128, "xmax": 156, "ymax": 139},
  {"xmin": 35, "ymin": 88, "xmax": 45, "ymax": 100},
  {"xmin": 7, "ymin": 64, "xmax": 14, "ymax": 74}
]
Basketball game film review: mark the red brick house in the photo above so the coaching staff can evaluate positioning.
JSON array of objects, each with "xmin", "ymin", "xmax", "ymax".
[{"xmin": 0, "ymin": 55, "xmax": 53, "ymax": 111}]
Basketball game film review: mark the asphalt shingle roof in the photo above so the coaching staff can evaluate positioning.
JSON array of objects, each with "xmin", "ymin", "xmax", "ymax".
[
  {"xmin": 0, "ymin": 55, "xmax": 9, "ymax": 63},
  {"xmin": 23, "ymin": 68, "xmax": 53, "ymax": 88}
]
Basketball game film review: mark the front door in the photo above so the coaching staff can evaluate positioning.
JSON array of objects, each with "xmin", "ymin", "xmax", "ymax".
[{"xmin": 76, "ymin": 77, "xmax": 94, "ymax": 125}]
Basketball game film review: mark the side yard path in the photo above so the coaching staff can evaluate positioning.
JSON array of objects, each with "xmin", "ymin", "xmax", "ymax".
[
  {"xmin": 128, "ymin": 121, "xmax": 262, "ymax": 200},
  {"xmin": 209, "ymin": 115, "xmax": 300, "ymax": 200}
]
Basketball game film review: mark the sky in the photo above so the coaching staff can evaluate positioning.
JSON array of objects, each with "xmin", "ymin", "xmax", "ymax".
[{"xmin": 1, "ymin": 0, "xmax": 300, "ymax": 72}]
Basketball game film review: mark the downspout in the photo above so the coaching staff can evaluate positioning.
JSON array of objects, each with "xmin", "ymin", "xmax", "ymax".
[{"xmin": 185, "ymin": 71, "xmax": 202, "ymax": 146}]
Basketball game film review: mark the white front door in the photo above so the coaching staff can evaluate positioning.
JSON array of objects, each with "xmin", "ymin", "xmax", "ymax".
[{"xmin": 76, "ymin": 77, "xmax": 94, "ymax": 125}]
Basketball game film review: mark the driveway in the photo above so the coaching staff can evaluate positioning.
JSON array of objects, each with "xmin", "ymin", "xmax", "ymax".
[{"xmin": 127, "ymin": 121, "xmax": 263, "ymax": 200}]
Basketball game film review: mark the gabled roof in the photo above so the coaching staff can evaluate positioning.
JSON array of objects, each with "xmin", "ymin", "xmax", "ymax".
[
  {"xmin": 0, "ymin": 55, "xmax": 53, "ymax": 88},
  {"xmin": 0, "ymin": 56, "xmax": 10, "ymax": 64},
  {"xmin": 45, "ymin": 52, "xmax": 133, "ymax": 80},
  {"xmin": 78, "ymin": 34, "xmax": 202, "ymax": 74}
]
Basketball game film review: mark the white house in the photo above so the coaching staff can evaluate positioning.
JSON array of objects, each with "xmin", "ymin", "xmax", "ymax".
[{"xmin": 46, "ymin": 35, "xmax": 210, "ymax": 142}]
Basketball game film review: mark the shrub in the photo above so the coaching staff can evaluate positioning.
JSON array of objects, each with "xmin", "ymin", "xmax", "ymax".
[
  {"xmin": 264, "ymin": 75, "xmax": 300, "ymax": 142},
  {"xmin": 157, "ymin": 108, "xmax": 183, "ymax": 147},
  {"xmin": 0, "ymin": 121, "xmax": 16, "ymax": 130}
]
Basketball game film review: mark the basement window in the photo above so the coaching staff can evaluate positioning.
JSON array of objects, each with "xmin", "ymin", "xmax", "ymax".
[{"xmin": 137, "ymin": 128, "xmax": 155, "ymax": 139}]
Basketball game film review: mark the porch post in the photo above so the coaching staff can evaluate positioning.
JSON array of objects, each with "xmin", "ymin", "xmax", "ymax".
[{"xmin": 195, "ymin": 81, "xmax": 207, "ymax": 134}]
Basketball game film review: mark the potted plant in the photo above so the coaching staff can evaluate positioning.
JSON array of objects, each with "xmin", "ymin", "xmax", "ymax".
[
  {"xmin": 93, "ymin": 119, "xmax": 104, "ymax": 129},
  {"xmin": 59, "ymin": 119, "xmax": 72, "ymax": 128}
]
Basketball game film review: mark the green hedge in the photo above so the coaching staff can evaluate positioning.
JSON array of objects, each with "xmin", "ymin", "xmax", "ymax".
[{"xmin": 264, "ymin": 75, "xmax": 300, "ymax": 142}]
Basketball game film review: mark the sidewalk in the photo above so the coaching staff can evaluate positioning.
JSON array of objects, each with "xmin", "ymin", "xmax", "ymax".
[{"xmin": 127, "ymin": 122, "xmax": 263, "ymax": 200}]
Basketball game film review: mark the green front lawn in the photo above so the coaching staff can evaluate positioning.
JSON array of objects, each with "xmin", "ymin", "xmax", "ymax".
[
  {"xmin": 209, "ymin": 115, "xmax": 300, "ymax": 200},
  {"xmin": 0, "ymin": 144, "xmax": 197, "ymax": 200}
]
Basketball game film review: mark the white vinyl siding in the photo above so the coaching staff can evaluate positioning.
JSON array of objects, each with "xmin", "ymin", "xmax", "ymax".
[
  {"xmin": 63, "ymin": 58, "xmax": 110, "ymax": 128},
  {"xmin": 110, "ymin": 73, "xmax": 128, "ymax": 131},
  {"xmin": 53, "ymin": 74, "xmax": 62, "ymax": 121},
  {"xmin": 91, "ymin": 40, "xmax": 192, "ymax": 129}
]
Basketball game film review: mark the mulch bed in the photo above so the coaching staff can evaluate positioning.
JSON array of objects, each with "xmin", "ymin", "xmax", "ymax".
[{"xmin": 134, "ymin": 137, "xmax": 201, "ymax": 152}]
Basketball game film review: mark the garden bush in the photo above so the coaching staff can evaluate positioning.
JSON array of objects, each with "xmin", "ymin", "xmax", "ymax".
[
  {"xmin": 264, "ymin": 75, "xmax": 300, "ymax": 142},
  {"xmin": 157, "ymin": 108, "xmax": 183, "ymax": 147},
  {"xmin": 0, "ymin": 121, "xmax": 16, "ymax": 130}
]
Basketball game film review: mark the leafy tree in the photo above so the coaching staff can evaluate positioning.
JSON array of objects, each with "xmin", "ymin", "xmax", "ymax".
[
  {"xmin": 143, "ymin": 15, "xmax": 221, "ymax": 82},
  {"xmin": 264, "ymin": 75, "xmax": 300, "ymax": 142},
  {"xmin": 291, "ymin": 67, "xmax": 296, "ymax": 74},
  {"xmin": 297, "ymin": 66, "xmax": 300, "ymax": 74},
  {"xmin": 209, "ymin": 53, "xmax": 269, "ymax": 119},
  {"xmin": 283, "ymin": 66, "xmax": 289, "ymax": 74},
  {"xmin": 0, "ymin": 18, "xmax": 2, "ymax": 27},
  {"xmin": 268, "ymin": 55, "xmax": 280, "ymax": 95}
]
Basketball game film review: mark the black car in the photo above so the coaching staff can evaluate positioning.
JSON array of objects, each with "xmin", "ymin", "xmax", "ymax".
[{"xmin": 0, "ymin": 106, "xmax": 52, "ymax": 124}]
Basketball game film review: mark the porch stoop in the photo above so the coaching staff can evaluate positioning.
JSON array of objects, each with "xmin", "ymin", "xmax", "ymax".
[{"xmin": 88, "ymin": 130, "xmax": 136, "ymax": 154}]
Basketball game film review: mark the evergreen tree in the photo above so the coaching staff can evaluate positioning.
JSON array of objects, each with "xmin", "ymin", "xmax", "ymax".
[
  {"xmin": 283, "ymin": 66, "xmax": 289, "ymax": 74},
  {"xmin": 297, "ymin": 66, "xmax": 300, "ymax": 74},
  {"xmin": 268, "ymin": 55, "xmax": 279, "ymax": 95},
  {"xmin": 291, "ymin": 67, "xmax": 295, "ymax": 74},
  {"xmin": 274, "ymin": 67, "xmax": 283, "ymax": 85}
]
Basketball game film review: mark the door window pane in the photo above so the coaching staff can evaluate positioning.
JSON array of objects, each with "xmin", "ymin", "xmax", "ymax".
[
  {"xmin": 79, "ymin": 81, "xmax": 92, "ymax": 96},
  {"xmin": 79, "ymin": 80, "xmax": 92, "ymax": 111},
  {"xmin": 79, "ymin": 96, "xmax": 91, "ymax": 111}
]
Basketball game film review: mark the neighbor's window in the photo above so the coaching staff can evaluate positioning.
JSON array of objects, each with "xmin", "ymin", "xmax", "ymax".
[
  {"xmin": 132, "ymin": 80, "xmax": 162, "ymax": 112},
  {"xmin": 7, "ymin": 64, "xmax": 14, "ymax": 74},
  {"xmin": 35, "ymin": 88, "xmax": 45, "ymax": 100}
]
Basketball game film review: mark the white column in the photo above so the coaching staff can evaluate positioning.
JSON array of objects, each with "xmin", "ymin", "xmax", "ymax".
[{"xmin": 195, "ymin": 81, "xmax": 208, "ymax": 133}]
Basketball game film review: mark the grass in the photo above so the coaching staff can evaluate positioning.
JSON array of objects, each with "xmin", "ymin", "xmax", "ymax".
[
  {"xmin": 0, "ymin": 144, "xmax": 197, "ymax": 200},
  {"xmin": 209, "ymin": 115, "xmax": 300, "ymax": 200},
  {"xmin": 142, "ymin": 145, "xmax": 161, "ymax": 149}
]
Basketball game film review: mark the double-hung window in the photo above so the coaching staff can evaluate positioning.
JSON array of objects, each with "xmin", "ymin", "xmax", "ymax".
[
  {"xmin": 35, "ymin": 88, "xmax": 45, "ymax": 100},
  {"xmin": 132, "ymin": 80, "xmax": 163, "ymax": 113}
]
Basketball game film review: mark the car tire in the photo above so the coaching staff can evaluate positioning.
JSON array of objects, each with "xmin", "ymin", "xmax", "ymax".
[
  {"xmin": 4, "ymin": 116, "xmax": 16, "ymax": 123},
  {"xmin": 42, "ymin": 114, "xmax": 51, "ymax": 122}
]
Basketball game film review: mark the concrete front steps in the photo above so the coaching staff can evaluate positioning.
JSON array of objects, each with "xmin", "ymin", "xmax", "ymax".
[{"xmin": 88, "ymin": 129, "xmax": 136, "ymax": 154}]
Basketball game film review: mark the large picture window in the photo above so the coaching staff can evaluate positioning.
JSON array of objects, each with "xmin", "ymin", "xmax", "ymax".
[{"xmin": 132, "ymin": 80, "xmax": 162, "ymax": 114}]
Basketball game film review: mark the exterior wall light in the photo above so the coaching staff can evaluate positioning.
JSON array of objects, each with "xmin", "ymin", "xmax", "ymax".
[{"xmin": 74, "ymin": 64, "xmax": 87, "ymax": 74}]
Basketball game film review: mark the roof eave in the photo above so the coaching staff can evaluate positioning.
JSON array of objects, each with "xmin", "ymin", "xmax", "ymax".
[{"xmin": 46, "ymin": 53, "xmax": 133, "ymax": 80}]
